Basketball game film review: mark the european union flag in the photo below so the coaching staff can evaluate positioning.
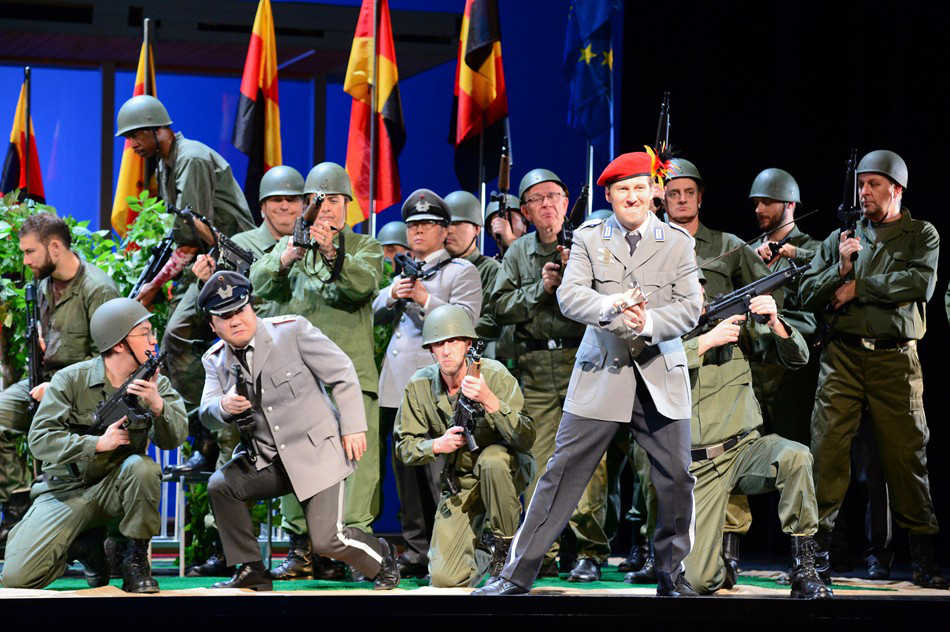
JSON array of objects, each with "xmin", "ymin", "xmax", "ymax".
[{"xmin": 564, "ymin": 0, "xmax": 620, "ymax": 140}]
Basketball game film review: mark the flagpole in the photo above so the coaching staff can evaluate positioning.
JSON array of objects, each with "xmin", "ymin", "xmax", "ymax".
[
  {"xmin": 586, "ymin": 141, "xmax": 593, "ymax": 218},
  {"xmin": 368, "ymin": 0, "xmax": 380, "ymax": 236},
  {"xmin": 478, "ymin": 122, "xmax": 485, "ymax": 245},
  {"xmin": 24, "ymin": 66, "xmax": 31, "ymax": 201},
  {"xmin": 143, "ymin": 18, "xmax": 152, "ymax": 95}
]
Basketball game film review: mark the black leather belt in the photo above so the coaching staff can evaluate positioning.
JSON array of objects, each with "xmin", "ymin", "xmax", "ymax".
[
  {"xmin": 691, "ymin": 430, "xmax": 753, "ymax": 462},
  {"xmin": 523, "ymin": 337, "xmax": 582, "ymax": 352},
  {"xmin": 835, "ymin": 333, "xmax": 915, "ymax": 351}
]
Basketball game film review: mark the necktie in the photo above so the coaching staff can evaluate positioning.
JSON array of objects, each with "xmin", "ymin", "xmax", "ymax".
[
  {"xmin": 626, "ymin": 231, "xmax": 641, "ymax": 257},
  {"xmin": 233, "ymin": 347, "xmax": 251, "ymax": 373}
]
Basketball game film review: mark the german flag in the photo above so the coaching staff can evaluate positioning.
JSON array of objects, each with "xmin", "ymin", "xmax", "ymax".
[
  {"xmin": 450, "ymin": 0, "xmax": 508, "ymax": 192},
  {"xmin": 1, "ymin": 79, "xmax": 44, "ymax": 203},
  {"xmin": 343, "ymin": 0, "xmax": 405, "ymax": 227},
  {"xmin": 111, "ymin": 38, "xmax": 157, "ymax": 236},
  {"xmin": 233, "ymin": 0, "xmax": 281, "ymax": 220}
]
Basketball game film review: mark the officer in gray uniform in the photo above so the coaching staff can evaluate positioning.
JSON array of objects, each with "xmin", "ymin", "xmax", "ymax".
[
  {"xmin": 197, "ymin": 271, "xmax": 399, "ymax": 591},
  {"xmin": 373, "ymin": 189, "xmax": 482, "ymax": 576}
]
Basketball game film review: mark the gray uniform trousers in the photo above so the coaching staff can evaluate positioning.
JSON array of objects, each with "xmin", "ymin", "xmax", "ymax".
[
  {"xmin": 208, "ymin": 455, "xmax": 385, "ymax": 579},
  {"xmin": 501, "ymin": 381, "xmax": 694, "ymax": 589}
]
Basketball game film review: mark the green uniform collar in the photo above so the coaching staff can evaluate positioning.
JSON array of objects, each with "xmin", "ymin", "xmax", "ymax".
[
  {"xmin": 861, "ymin": 207, "xmax": 914, "ymax": 244},
  {"xmin": 693, "ymin": 222, "xmax": 715, "ymax": 245},
  {"xmin": 85, "ymin": 356, "xmax": 107, "ymax": 388},
  {"xmin": 525, "ymin": 231, "xmax": 557, "ymax": 257},
  {"xmin": 41, "ymin": 257, "xmax": 89, "ymax": 307},
  {"xmin": 252, "ymin": 222, "xmax": 279, "ymax": 249}
]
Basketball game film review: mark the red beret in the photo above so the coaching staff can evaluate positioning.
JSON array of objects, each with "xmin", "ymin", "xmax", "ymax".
[{"xmin": 597, "ymin": 146, "xmax": 674, "ymax": 187}]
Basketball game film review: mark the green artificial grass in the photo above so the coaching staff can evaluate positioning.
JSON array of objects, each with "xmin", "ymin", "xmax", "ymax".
[{"xmin": 39, "ymin": 564, "xmax": 894, "ymax": 593}]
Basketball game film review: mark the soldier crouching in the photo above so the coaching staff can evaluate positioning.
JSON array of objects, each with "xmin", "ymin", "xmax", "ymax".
[
  {"xmin": 394, "ymin": 305, "xmax": 534, "ymax": 587},
  {"xmin": 0, "ymin": 298, "xmax": 187, "ymax": 592}
]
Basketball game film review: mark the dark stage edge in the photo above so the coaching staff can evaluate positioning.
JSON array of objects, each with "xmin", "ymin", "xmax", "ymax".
[{"xmin": 3, "ymin": 591, "xmax": 949, "ymax": 631}]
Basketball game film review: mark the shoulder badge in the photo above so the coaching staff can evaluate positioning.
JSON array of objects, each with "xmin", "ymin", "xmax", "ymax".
[
  {"xmin": 207, "ymin": 339, "xmax": 225, "ymax": 355},
  {"xmin": 267, "ymin": 315, "xmax": 298, "ymax": 326},
  {"xmin": 603, "ymin": 222, "xmax": 614, "ymax": 240},
  {"xmin": 578, "ymin": 218, "xmax": 604, "ymax": 230},
  {"xmin": 654, "ymin": 226, "xmax": 665, "ymax": 242}
]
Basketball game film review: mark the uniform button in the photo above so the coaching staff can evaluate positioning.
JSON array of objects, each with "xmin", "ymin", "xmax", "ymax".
[
  {"xmin": 393, "ymin": 350, "xmax": 399, "ymax": 356},
  {"xmin": 280, "ymin": 444, "xmax": 286, "ymax": 450},
  {"xmin": 267, "ymin": 406, "xmax": 273, "ymax": 412},
  {"xmin": 274, "ymin": 425, "xmax": 279, "ymax": 432},
  {"xmin": 286, "ymin": 371, "xmax": 291, "ymax": 377},
  {"xmin": 400, "ymin": 315, "xmax": 406, "ymax": 323},
  {"xmin": 395, "ymin": 332, "xmax": 401, "ymax": 338}
]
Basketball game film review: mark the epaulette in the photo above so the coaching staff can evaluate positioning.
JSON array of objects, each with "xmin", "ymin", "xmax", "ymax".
[
  {"xmin": 207, "ymin": 339, "xmax": 226, "ymax": 356},
  {"xmin": 266, "ymin": 315, "xmax": 299, "ymax": 326},
  {"xmin": 578, "ymin": 218, "xmax": 605, "ymax": 230}
]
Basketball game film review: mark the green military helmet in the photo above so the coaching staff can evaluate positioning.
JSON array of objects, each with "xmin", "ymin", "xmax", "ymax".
[
  {"xmin": 421, "ymin": 304, "xmax": 476, "ymax": 347},
  {"xmin": 666, "ymin": 158, "xmax": 702, "ymax": 183},
  {"xmin": 485, "ymin": 193, "xmax": 521, "ymax": 222},
  {"xmin": 588, "ymin": 209, "xmax": 614, "ymax": 221},
  {"xmin": 518, "ymin": 168, "xmax": 568, "ymax": 202},
  {"xmin": 377, "ymin": 220, "xmax": 409, "ymax": 247},
  {"xmin": 856, "ymin": 150, "xmax": 908, "ymax": 188},
  {"xmin": 304, "ymin": 162, "xmax": 354, "ymax": 199},
  {"xmin": 445, "ymin": 191, "xmax": 483, "ymax": 226},
  {"xmin": 748, "ymin": 168, "xmax": 800, "ymax": 203},
  {"xmin": 90, "ymin": 298, "xmax": 153, "ymax": 351},
  {"xmin": 259, "ymin": 165, "xmax": 305, "ymax": 202},
  {"xmin": 115, "ymin": 95, "xmax": 173, "ymax": 137}
]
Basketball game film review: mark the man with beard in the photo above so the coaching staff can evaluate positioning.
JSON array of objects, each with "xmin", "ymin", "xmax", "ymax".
[
  {"xmin": 0, "ymin": 214, "xmax": 119, "ymax": 553},
  {"xmin": 800, "ymin": 150, "xmax": 946, "ymax": 588}
]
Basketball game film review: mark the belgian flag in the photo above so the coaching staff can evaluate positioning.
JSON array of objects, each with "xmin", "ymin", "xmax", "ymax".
[
  {"xmin": 233, "ymin": 0, "xmax": 281, "ymax": 220},
  {"xmin": 1, "ymin": 78, "xmax": 44, "ymax": 203},
  {"xmin": 111, "ymin": 34, "xmax": 157, "ymax": 236},
  {"xmin": 450, "ymin": 0, "xmax": 508, "ymax": 192},
  {"xmin": 343, "ymin": 0, "xmax": 406, "ymax": 227}
]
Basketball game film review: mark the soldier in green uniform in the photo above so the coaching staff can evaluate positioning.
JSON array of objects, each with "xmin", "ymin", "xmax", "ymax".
[
  {"xmin": 489, "ymin": 169, "xmax": 610, "ymax": 581},
  {"xmin": 747, "ymin": 168, "xmax": 821, "ymax": 445},
  {"xmin": 115, "ymin": 94, "xmax": 254, "ymax": 474},
  {"xmin": 681, "ymin": 288, "xmax": 831, "ymax": 598},
  {"xmin": 800, "ymin": 150, "xmax": 946, "ymax": 588},
  {"xmin": 377, "ymin": 221, "xmax": 409, "ymax": 266},
  {"xmin": 0, "ymin": 214, "xmax": 119, "ymax": 552},
  {"xmin": 251, "ymin": 162, "xmax": 384, "ymax": 580},
  {"xmin": 181, "ymin": 165, "xmax": 306, "ymax": 577},
  {"xmin": 485, "ymin": 192, "xmax": 528, "ymax": 256},
  {"xmin": 0, "ymin": 298, "xmax": 187, "ymax": 592},
  {"xmin": 662, "ymin": 158, "xmax": 778, "ymax": 587},
  {"xmin": 394, "ymin": 305, "xmax": 534, "ymax": 587}
]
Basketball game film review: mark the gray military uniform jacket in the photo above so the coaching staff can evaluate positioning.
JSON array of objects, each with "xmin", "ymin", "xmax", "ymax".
[
  {"xmin": 372, "ymin": 249, "xmax": 482, "ymax": 408},
  {"xmin": 557, "ymin": 212, "xmax": 703, "ymax": 422},
  {"xmin": 199, "ymin": 315, "xmax": 367, "ymax": 502}
]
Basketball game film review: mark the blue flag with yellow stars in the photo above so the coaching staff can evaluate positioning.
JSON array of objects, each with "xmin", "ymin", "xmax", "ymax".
[{"xmin": 564, "ymin": 0, "xmax": 620, "ymax": 139}]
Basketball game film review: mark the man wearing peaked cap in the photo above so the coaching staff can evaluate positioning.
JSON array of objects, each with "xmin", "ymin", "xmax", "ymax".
[
  {"xmin": 196, "ymin": 271, "xmax": 400, "ymax": 591},
  {"xmin": 373, "ymin": 188, "xmax": 482, "ymax": 577},
  {"xmin": 476, "ymin": 149, "xmax": 703, "ymax": 597}
]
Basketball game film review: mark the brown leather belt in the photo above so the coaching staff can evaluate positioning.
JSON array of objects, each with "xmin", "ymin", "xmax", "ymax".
[
  {"xmin": 691, "ymin": 430, "xmax": 753, "ymax": 462},
  {"xmin": 836, "ymin": 334, "xmax": 915, "ymax": 352}
]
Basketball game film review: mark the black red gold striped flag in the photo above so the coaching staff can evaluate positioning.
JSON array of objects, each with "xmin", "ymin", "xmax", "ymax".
[
  {"xmin": 233, "ymin": 0, "xmax": 281, "ymax": 219},
  {"xmin": 1, "ymin": 77, "xmax": 44, "ymax": 203},
  {"xmin": 344, "ymin": 0, "xmax": 406, "ymax": 226},
  {"xmin": 450, "ymin": 0, "xmax": 508, "ymax": 192}
]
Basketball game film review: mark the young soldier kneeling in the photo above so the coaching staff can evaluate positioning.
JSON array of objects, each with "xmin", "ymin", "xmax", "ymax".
[{"xmin": 394, "ymin": 305, "xmax": 534, "ymax": 587}]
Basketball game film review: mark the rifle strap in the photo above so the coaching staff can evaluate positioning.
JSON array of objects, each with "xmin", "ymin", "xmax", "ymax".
[{"xmin": 150, "ymin": 246, "xmax": 197, "ymax": 289}]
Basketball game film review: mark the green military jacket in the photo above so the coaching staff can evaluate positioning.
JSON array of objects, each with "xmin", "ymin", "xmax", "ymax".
[
  {"xmin": 28, "ymin": 356, "xmax": 187, "ymax": 492},
  {"xmin": 694, "ymin": 222, "xmax": 780, "ymax": 303},
  {"xmin": 686, "ymin": 318, "xmax": 808, "ymax": 446},
  {"xmin": 38, "ymin": 260, "xmax": 120, "ymax": 379},
  {"xmin": 250, "ymin": 225, "xmax": 383, "ymax": 393},
  {"xmin": 230, "ymin": 222, "xmax": 280, "ymax": 318},
  {"xmin": 158, "ymin": 131, "xmax": 255, "ymax": 243},
  {"xmin": 394, "ymin": 358, "xmax": 534, "ymax": 481},
  {"xmin": 489, "ymin": 232, "xmax": 585, "ymax": 344},
  {"xmin": 760, "ymin": 225, "xmax": 821, "ymax": 337},
  {"xmin": 800, "ymin": 208, "xmax": 939, "ymax": 340},
  {"xmin": 463, "ymin": 249, "xmax": 501, "ymax": 340}
]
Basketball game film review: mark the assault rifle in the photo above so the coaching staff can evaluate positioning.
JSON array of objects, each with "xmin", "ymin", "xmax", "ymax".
[
  {"xmin": 837, "ymin": 148, "xmax": 862, "ymax": 264},
  {"xmin": 174, "ymin": 206, "xmax": 255, "ymax": 277},
  {"xmin": 489, "ymin": 136, "xmax": 512, "ymax": 252},
  {"xmin": 653, "ymin": 91, "xmax": 671, "ymax": 219},
  {"xmin": 293, "ymin": 193, "xmax": 326, "ymax": 249},
  {"xmin": 128, "ymin": 231, "xmax": 176, "ymax": 302},
  {"xmin": 683, "ymin": 261, "xmax": 811, "ymax": 339},
  {"xmin": 442, "ymin": 340, "xmax": 486, "ymax": 496},
  {"xmin": 24, "ymin": 282, "xmax": 42, "ymax": 416},
  {"xmin": 391, "ymin": 253, "xmax": 445, "ymax": 310},
  {"xmin": 557, "ymin": 184, "xmax": 589, "ymax": 251},
  {"xmin": 231, "ymin": 364, "xmax": 259, "ymax": 463},
  {"xmin": 85, "ymin": 350, "xmax": 166, "ymax": 436}
]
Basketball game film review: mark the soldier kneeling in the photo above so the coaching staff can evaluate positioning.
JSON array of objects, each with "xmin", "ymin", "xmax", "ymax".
[
  {"xmin": 0, "ymin": 298, "xmax": 188, "ymax": 593},
  {"xmin": 394, "ymin": 304, "xmax": 535, "ymax": 588}
]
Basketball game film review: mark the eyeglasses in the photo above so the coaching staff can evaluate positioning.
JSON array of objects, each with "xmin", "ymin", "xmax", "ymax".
[
  {"xmin": 126, "ymin": 329, "xmax": 157, "ymax": 341},
  {"xmin": 524, "ymin": 192, "xmax": 565, "ymax": 206},
  {"xmin": 407, "ymin": 220, "xmax": 442, "ymax": 231}
]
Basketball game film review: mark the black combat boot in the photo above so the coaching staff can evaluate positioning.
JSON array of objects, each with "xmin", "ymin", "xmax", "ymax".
[
  {"xmin": 617, "ymin": 541, "xmax": 647, "ymax": 573},
  {"xmin": 909, "ymin": 534, "xmax": 949, "ymax": 589},
  {"xmin": 656, "ymin": 572, "xmax": 697, "ymax": 596},
  {"xmin": 121, "ymin": 539, "xmax": 159, "ymax": 594},
  {"xmin": 67, "ymin": 527, "xmax": 110, "ymax": 588},
  {"xmin": 721, "ymin": 532, "xmax": 741, "ymax": 589},
  {"xmin": 624, "ymin": 539, "xmax": 656, "ymax": 584},
  {"xmin": 186, "ymin": 534, "xmax": 234, "ymax": 577},
  {"xmin": 865, "ymin": 549, "xmax": 893, "ymax": 580},
  {"xmin": 567, "ymin": 557, "xmax": 601, "ymax": 582},
  {"xmin": 373, "ymin": 538, "xmax": 401, "ymax": 590},
  {"xmin": 489, "ymin": 535, "xmax": 512, "ymax": 579},
  {"xmin": 813, "ymin": 528, "xmax": 833, "ymax": 585},
  {"xmin": 269, "ymin": 531, "xmax": 314, "ymax": 580},
  {"xmin": 163, "ymin": 437, "xmax": 219, "ymax": 479},
  {"xmin": 315, "ymin": 555, "xmax": 348, "ymax": 580},
  {"xmin": 790, "ymin": 536, "xmax": 834, "ymax": 599}
]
